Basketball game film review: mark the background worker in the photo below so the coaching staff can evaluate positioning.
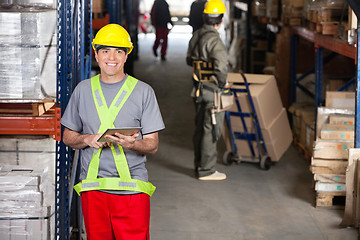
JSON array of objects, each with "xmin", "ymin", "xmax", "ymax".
[
  {"xmin": 188, "ymin": 0, "xmax": 207, "ymax": 33},
  {"xmin": 186, "ymin": 0, "xmax": 228, "ymax": 181},
  {"xmin": 151, "ymin": 0, "xmax": 173, "ymax": 60},
  {"xmin": 61, "ymin": 24, "xmax": 165, "ymax": 239}
]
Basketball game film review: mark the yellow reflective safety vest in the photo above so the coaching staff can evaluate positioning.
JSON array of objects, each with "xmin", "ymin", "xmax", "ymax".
[{"xmin": 74, "ymin": 74, "xmax": 156, "ymax": 196}]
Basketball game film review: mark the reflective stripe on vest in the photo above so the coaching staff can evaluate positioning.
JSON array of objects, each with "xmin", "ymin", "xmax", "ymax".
[{"xmin": 74, "ymin": 74, "xmax": 156, "ymax": 196}]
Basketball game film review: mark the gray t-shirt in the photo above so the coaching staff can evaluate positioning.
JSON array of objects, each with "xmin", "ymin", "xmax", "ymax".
[{"xmin": 61, "ymin": 74, "xmax": 165, "ymax": 193}]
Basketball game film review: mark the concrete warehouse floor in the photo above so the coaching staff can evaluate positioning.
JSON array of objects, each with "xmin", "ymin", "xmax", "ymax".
[{"xmin": 132, "ymin": 25, "xmax": 358, "ymax": 240}]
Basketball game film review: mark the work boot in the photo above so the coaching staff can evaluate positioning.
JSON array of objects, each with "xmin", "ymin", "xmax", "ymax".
[
  {"xmin": 161, "ymin": 55, "xmax": 166, "ymax": 61},
  {"xmin": 198, "ymin": 171, "xmax": 226, "ymax": 181},
  {"xmin": 153, "ymin": 48, "xmax": 158, "ymax": 57}
]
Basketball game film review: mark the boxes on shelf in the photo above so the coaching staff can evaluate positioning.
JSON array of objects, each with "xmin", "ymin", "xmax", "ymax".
[
  {"xmin": 314, "ymin": 174, "xmax": 346, "ymax": 183},
  {"xmin": 266, "ymin": 0, "xmax": 278, "ymax": 19},
  {"xmin": 310, "ymin": 158, "xmax": 348, "ymax": 175},
  {"xmin": 0, "ymin": 136, "xmax": 56, "ymax": 184},
  {"xmin": 316, "ymin": 107, "xmax": 355, "ymax": 137},
  {"xmin": 0, "ymin": 165, "xmax": 55, "ymax": 240},
  {"xmin": 0, "ymin": 214, "xmax": 55, "ymax": 240},
  {"xmin": 0, "ymin": 7, "xmax": 57, "ymax": 100},
  {"xmin": 315, "ymin": 182, "xmax": 346, "ymax": 193},
  {"xmin": 288, "ymin": 103, "xmax": 314, "ymax": 137},
  {"xmin": 320, "ymin": 124, "xmax": 354, "ymax": 140},
  {"xmin": 329, "ymin": 114, "xmax": 354, "ymax": 125},
  {"xmin": 325, "ymin": 91, "xmax": 355, "ymax": 111},
  {"xmin": 313, "ymin": 139, "xmax": 353, "ymax": 160},
  {"xmin": 314, "ymin": 173, "xmax": 346, "ymax": 194}
]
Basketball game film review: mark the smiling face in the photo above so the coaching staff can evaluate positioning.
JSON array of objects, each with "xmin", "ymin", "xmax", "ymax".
[{"xmin": 95, "ymin": 47, "xmax": 128, "ymax": 83}]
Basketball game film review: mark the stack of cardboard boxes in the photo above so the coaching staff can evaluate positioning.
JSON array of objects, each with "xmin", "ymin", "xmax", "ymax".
[
  {"xmin": 0, "ymin": 165, "xmax": 54, "ymax": 239},
  {"xmin": 223, "ymin": 73, "xmax": 292, "ymax": 163},
  {"xmin": 310, "ymin": 91, "xmax": 355, "ymax": 207}
]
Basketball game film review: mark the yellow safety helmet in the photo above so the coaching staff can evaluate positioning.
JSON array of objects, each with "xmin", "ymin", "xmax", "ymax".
[
  {"xmin": 92, "ymin": 24, "xmax": 133, "ymax": 54},
  {"xmin": 203, "ymin": 0, "xmax": 226, "ymax": 14}
]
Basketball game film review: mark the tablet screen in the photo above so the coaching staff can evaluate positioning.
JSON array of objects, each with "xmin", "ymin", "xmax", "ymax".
[{"xmin": 97, "ymin": 127, "xmax": 142, "ymax": 142}]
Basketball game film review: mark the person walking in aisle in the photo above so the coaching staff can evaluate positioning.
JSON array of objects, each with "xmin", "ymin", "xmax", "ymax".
[
  {"xmin": 189, "ymin": 0, "xmax": 207, "ymax": 33},
  {"xmin": 186, "ymin": 0, "xmax": 228, "ymax": 181},
  {"xmin": 61, "ymin": 24, "xmax": 165, "ymax": 239},
  {"xmin": 151, "ymin": 0, "xmax": 173, "ymax": 61}
]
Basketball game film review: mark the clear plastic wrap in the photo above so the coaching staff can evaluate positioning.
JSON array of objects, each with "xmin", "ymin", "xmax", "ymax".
[
  {"xmin": 0, "ymin": 0, "xmax": 55, "ymax": 9},
  {"xmin": 0, "ymin": 6, "xmax": 56, "ymax": 100},
  {"xmin": 0, "ymin": 165, "xmax": 54, "ymax": 239},
  {"xmin": 0, "ymin": 136, "xmax": 56, "ymax": 183}
]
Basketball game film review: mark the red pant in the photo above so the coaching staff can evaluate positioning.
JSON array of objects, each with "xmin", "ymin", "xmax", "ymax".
[
  {"xmin": 153, "ymin": 27, "xmax": 169, "ymax": 56},
  {"xmin": 81, "ymin": 191, "xmax": 150, "ymax": 240}
]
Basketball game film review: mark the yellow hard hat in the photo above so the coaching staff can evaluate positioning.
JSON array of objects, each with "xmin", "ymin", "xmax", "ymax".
[
  {"xmin": 92, "ymin": 24, "xmax": 133, "ymax": 54},
  {"xmin": 203, "ymin": 0, "xmax": 226, "ymax": 14}
]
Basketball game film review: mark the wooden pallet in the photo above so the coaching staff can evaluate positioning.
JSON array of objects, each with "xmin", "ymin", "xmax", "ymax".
[
  {"xmin": 0, "ymin": 99, "xmax": 56, "ymax": 116},
  {"xmin": 293, "ymin": 137, "xmax": 311, "ymax": 161},
  {"xmin": 316, "ymin": 192, "xmax": 346, "ymax": 208}
]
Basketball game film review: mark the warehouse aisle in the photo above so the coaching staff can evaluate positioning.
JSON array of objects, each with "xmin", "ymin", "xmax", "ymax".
[{"xmin": 133, "ymin": 26, "xmax": 358, "ymax": 240}]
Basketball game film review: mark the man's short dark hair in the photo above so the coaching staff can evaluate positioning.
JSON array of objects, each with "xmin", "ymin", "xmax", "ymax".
[
  {"xmin": 203, "ymin": 14, "xmax": 223, "ymax": 26},
  {"xmin": 95, "ymin": 45, "xmax": 129, "ymax": 54}
]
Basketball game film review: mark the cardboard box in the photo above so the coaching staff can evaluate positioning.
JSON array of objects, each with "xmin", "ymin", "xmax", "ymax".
[
  {"xmin": 325, "ymin": 91, "xmax": 355, "ymax": 110},
  {"xmin": 0, "ymin": 213, "xmax": 54, "ymax": 240},
  {"xmin": 223, "ymin": 108, "xmax": 292, "ymax": 162},
  {"xmin": 261, "ymin": 108, "xmax": 292, "ymax": 161},
  {"xmin": 288, "ymin": 103, "xmax": 314, "ymax": 137},
  {"xmin": 299, "ymin": 107, "xmax": 315, "ymax": 147},
  {"xmin": 0, "ymin": 165, "xmax": 48, "ymax": 191},
  {"xmin": 329, "ymin": 114, "xmax": 354, "ymax": 125},
  {"xmin": 0, "ymin": 190, "xmax": 43, "ymax": 208},
  {"xmin": 314, "ymin": 174, "xmax": 346, "ymax": 183},
  {"xmin": 320, "ymin": 124, "xmax": 354, "ymax": 140},
  {"xmin": 315, "ymin": 182, "xmax": 346, "ymax": 193},
  {"xmin": 316, "ymin": 107, "xmax": 355, "ymax": 137},
  {"xmin": 227, "ymin": 73, "xmax": 283, "ymax": 129},
  {"xmin": 313, "ymin": 139, "xmax": 353, "ymax": 159},
  {"xmin": 305, "ymin": 121, "xmax": 315, "ymax": 154},
  {"xmin": 310, "ymin": 158, "xmax": 348, "ymax": 174},
  {"xmin": 0, "ymin": 137, "xmax": 56, "ymax": 184}
]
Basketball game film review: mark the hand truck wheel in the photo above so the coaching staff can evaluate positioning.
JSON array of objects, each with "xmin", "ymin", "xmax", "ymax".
[
  {"xmin": 260, "ymin": 155, "xmax": 271, "ymax": 170},
  {"xmin": 223, "ymin": 151, "xmax": 235, "ymax": 166}
]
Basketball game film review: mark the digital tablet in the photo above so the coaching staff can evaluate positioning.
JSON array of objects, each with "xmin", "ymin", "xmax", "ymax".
[{"xmin": 97, "ymin": 127, "xmax": 142, "ymax": 142}]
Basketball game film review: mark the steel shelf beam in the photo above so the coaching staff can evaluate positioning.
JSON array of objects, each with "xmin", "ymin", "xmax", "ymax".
[
  {"xmin": 0, "ymin": 108, "xmax": 61, "ymax": 140},
  {"xmin": 290, "ymin": 26, "xmax": 357, "ymax": 139}
]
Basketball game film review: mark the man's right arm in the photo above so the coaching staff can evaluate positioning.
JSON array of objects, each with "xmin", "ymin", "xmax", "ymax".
[{"xmin": 63, "ymin": 128, "xmax": 108, "ymax": 149}]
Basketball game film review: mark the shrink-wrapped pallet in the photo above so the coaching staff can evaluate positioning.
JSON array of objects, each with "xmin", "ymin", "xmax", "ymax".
[{"xmin": 0, "ymin": 7, "xmax": 56, "ymax": 100}]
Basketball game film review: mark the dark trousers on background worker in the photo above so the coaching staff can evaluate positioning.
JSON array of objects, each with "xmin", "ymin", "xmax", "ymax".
[
  {"xmin": 153, "ymin": 27, "xmax": 169, "ymax": 58},
  {"xmin": 193, "ymin": 100, "xmax": 225, "ymax": 177}
]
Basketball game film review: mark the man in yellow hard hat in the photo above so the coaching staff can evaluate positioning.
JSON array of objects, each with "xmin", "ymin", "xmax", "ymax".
[
  {"xmin": 61, "ymin": 24, "xmax": 165, "ymax": 239},
  {"xmin": 186, "ymin": 0, "xmax": 228, "ymax": 181}
]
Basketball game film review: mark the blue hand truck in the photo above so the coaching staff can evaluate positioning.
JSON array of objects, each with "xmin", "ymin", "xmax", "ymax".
[{"xmin": 223, "ymin": 72, "xmax": 272, "ymax": 170}]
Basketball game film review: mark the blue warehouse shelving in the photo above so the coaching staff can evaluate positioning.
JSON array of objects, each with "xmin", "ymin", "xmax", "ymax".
[{"xmin": 289, "ymin": 24, "xmax": 359, "ymax": 147}]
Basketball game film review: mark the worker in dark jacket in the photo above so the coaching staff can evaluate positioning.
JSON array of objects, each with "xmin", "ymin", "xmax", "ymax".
[
  {"xmin": 151, "ymin": 0, "xmax": 173, "ymax": 61},
  {"xmin": 189, "ymin": 0, "xmax": 206, "ymax": 33},
  {"xmin": 186, "ymin": 0, "xmax": 228, "ymax": 181}
]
